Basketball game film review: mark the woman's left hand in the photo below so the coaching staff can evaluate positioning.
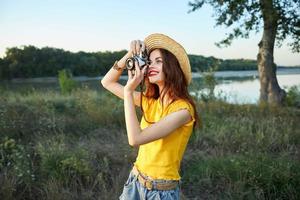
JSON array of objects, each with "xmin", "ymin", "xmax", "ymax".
[{"xmin": 124, "ymin": 62, "xmax": 147, "ymax": 93}]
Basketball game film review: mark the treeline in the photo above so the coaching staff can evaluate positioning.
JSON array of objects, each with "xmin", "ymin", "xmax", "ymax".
[
  {"xmin": 0, "ymin": 46, "xmax": 125, "ymax": 80},
  {"xmin": 189, "ymin": 54, "xmax": 257, "ymax": 72},
  {"xmin": 0, "ymin": 45, "xmax": 258, "ymax": 80}
]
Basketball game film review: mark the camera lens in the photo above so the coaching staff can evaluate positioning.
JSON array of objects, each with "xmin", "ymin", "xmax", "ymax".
[{"xmin": 125, "ymin": 58, "xmax": 135, "ymax": 70}]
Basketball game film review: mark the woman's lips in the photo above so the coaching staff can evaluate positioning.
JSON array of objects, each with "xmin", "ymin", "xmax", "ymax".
[{"xmin": 148, "ymin": 70, "xmax": 159, "ymax": 77}]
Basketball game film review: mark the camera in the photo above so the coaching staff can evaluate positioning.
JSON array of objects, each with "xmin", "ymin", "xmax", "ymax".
[{"xmin": 125, "ymin": 50, "xmax": 149, "ymax": 71}]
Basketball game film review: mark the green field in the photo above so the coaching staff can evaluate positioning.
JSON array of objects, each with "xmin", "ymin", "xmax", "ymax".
[{"xmin": 0, "ymin": 81, "xmax": 300, "ymax": 200}]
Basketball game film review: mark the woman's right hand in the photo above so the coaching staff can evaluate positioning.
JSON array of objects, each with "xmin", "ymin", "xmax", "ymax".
[
  {"xmin": 129, "ymin": 40, "xmax": 146, "ymax": 56},
  {"xmin": 116, "ymin": 39, "xmax": 146, "ymax": 71},
  {"xmin": 124, "ymin": 40, "xmax": 147, "ymax": 91}
]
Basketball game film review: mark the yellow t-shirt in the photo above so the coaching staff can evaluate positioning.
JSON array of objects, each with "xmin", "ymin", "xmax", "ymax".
[{"xmin": 134, "ymin": 97, "xmax": 195, "ymax": 180}]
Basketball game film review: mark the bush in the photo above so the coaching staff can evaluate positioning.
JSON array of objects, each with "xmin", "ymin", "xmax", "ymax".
[
  {"xmin": 36, "ymin": 135, "xmax": 92, "ymax": 182},
  {"xmin": 0, "ymin": 137, "xmax": 35, "ymax": 184},
  {"xmin": 58, "ymin": 69, "xmax": 77, "ymax": 94},
  {"xmin": 284, "ymin": 85, "xmax": 300, "ymax": 107},
  {"xmin": 195, "ymin": 64, "xmax": 218, "ymax": 102}
]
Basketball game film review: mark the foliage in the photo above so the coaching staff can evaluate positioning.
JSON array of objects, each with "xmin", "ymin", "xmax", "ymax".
[
  {"xmin": 36, "ymin": 135, "xmax": 92, "ymax": 181},
  {"xmin": 188, "ymin": 0, "xmax": 300, "ymax": 105},
  {"xmin": 182, "ymin": 154, "xmax": 300, "ymax": 199},
  {"xmin": 0, "ymin": 87, "xmax": 300, "ymax": 199},
  {"xmin": 189, "ymin": 54, "xmax": 257, "ymax": 72},
  {"xmin": 0, "ymin": 137, "xmax": 35, "ymax": 184},
  {"xmin": 0, "ymin": 46, "xmax": 126, "ymax": 79},
  {"xmin": 188, "ymin": 0, "xmax": 300, "ymax": 52},
  {"xmin": 58, "ymin": 69, "xmax": 77, "ymax": 94},
  {"xmin": 0, "ymin": 88, "xmax": 126, "ymax": 141},
  {"xmin": 0, "ymin": 45, "xmax": 262, "ymax": 80},
  {"xmin": 284, "ymin": 85, "xmax": 300, "ymax": 107}
]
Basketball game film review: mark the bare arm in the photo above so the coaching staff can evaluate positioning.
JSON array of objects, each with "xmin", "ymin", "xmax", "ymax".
[
  {"xmin": 101, "ymin": 39, "xmax": 146, "ymax": 106},
  {"xmin": 124, "ymin": 90, "xmax": 192, "ymax": 147},
  {"xmin": 123, "ymin": 65, "xmax": 192, "ymax": 147}
]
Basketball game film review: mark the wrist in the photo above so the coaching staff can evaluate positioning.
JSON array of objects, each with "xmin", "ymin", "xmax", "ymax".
[
  {"xmin": 116, "ymin": 52, "xmax": 132, "ymax": 71},
  {"xmin": 125, "ymin": 51, "xmax": 133, "ymax": 58},
  {"xmin": 120, "ymin": 52, "xmax": 131, "ymax": 63},
  {"xmin": 124, "ymin": 87, "xmax": 134, "ymax": 94}
]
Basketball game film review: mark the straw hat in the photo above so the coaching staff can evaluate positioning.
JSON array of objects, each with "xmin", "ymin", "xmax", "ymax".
[{"xmin": 144, "ymin": 33, "xmax": 192, "ymax": 85}]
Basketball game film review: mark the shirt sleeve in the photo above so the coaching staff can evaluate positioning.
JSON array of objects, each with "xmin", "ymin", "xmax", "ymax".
[{"xmin": 167, "ymin": 100, "xmax": 195, "ymax": 127}]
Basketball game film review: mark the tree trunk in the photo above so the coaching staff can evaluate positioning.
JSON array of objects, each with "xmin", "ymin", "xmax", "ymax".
[{"xmin": 257, "ymin": 0, "xmax": 286, "ymax": 105}]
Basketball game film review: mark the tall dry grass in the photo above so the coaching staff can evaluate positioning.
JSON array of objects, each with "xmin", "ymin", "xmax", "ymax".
[{"xmin": 0, "ymin": 86, "xmax": 299, "ymax": 199}]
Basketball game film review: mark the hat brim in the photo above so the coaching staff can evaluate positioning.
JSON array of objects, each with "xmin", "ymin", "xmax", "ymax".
[{"xmin": 144, "ymin": 33, "xmax": 192, "ymax": 85}]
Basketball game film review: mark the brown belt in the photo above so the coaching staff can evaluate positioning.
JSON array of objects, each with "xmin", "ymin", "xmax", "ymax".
[{"xmin": 131, "ymin": 166, "xmax": 179, "ymax": 191}]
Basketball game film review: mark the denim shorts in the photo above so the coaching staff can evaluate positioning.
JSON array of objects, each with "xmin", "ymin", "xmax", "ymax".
[{"xmin": 119, "ymin": 171, "xmax": 180, "ymax": 200}]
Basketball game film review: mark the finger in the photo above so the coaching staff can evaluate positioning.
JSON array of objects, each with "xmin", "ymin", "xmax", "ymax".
[
  {"xmin": 139, "ymin": 67, "xmax": 145, "ymax": 81},
  {"xmin": 128, "ymin": 69, "xmax": 132, "ymax": 80},
  {"xmin": 131, "ymin": 40, "xmax": 136, "ymax": 56},
  {"xmin": 135, "ymin": 40, "xmax": 142, "ymax": 55},
  {"xmin": 141, "ymin": 41, "xmax": 146, "ymax": 53},
  {"xmin": 134, "ymin": 61, "xmax": 140, "ymax": 78}
]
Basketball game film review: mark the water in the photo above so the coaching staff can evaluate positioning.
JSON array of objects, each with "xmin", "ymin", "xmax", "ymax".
[
  {"xmin": 2, "ymin": 68, "xmax": 300, "ymax": 104},
  {"xmin": 212, "ymin": 74, "xmax": 300, "ymax": 104}
]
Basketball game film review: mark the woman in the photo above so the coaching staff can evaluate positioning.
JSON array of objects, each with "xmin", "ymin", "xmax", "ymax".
[{"xmin": 101, "ymin": 33, "xmax": 198, "ymax": 200}]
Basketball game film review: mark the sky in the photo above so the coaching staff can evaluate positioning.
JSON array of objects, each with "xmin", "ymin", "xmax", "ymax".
[{"xmin": 0, "ymin": 0, "xmax": 299, "ymax": 66}]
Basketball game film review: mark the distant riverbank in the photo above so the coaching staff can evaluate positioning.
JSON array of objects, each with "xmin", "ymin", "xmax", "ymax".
[
  {"xmin": 6, "ymin": 67, "xmax": 300, "ymax": 83},
  {"xmin": 193, "ymin": 67, "xmax": 300, "ymax": 78}
]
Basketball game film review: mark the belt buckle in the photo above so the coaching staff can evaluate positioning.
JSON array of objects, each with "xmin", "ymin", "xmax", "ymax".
[{"xmin": 144, "ymin": 180, "xmax": 153, "ymax": 190}]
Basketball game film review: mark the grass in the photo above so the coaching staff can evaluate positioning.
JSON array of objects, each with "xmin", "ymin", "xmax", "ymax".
[
  {"xmin": 0, "ymin": 84, "xmax": 300, "ymax": 199},
  {"xmin": 182, "ymin": 154, "xmax": 300, "ymax": 199}
]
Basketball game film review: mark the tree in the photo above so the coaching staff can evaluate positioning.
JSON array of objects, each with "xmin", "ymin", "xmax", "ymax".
[{"xmin": 188, "ymin": 0, "xmax": 300, "ymax": 105}]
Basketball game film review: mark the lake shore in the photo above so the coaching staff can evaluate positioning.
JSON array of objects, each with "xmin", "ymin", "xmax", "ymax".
[{"xmin": 5, "ymin": 67, "xmax": 300, "ymax": 83}]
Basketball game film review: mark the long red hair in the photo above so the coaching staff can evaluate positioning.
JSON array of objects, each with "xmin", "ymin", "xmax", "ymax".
[{"xmin": 140, "ymin": 48, "xmax": 199, "ymax": 127}]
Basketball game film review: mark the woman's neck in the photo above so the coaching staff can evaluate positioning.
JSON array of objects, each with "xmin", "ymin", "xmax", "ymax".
[{"xmin": 159, "ymin": 90, "xmax": 172, "ymax": 106}]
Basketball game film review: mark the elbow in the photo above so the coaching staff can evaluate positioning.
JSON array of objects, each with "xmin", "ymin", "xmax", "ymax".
[
  {"xmin": 128, "ymin": 139, "xmax": 140, "ymax": 148},
  {"xmin": 100, "ymin": 79, "xmax": 108, "ymax": 89}
]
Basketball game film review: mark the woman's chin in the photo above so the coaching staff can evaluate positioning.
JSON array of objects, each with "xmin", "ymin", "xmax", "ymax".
[
  {"xmin": 149, "ymin": 77, "xmax": 159, "ymax": 84},
  {"xmin": 149, "ymin": 78, "xmax": 164, "ymax": 85}
]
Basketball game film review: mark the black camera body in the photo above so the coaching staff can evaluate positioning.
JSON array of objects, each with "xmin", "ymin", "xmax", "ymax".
[{"xmin": 125, "ymin": 50, "xmax": 149, "ymax": 71}]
